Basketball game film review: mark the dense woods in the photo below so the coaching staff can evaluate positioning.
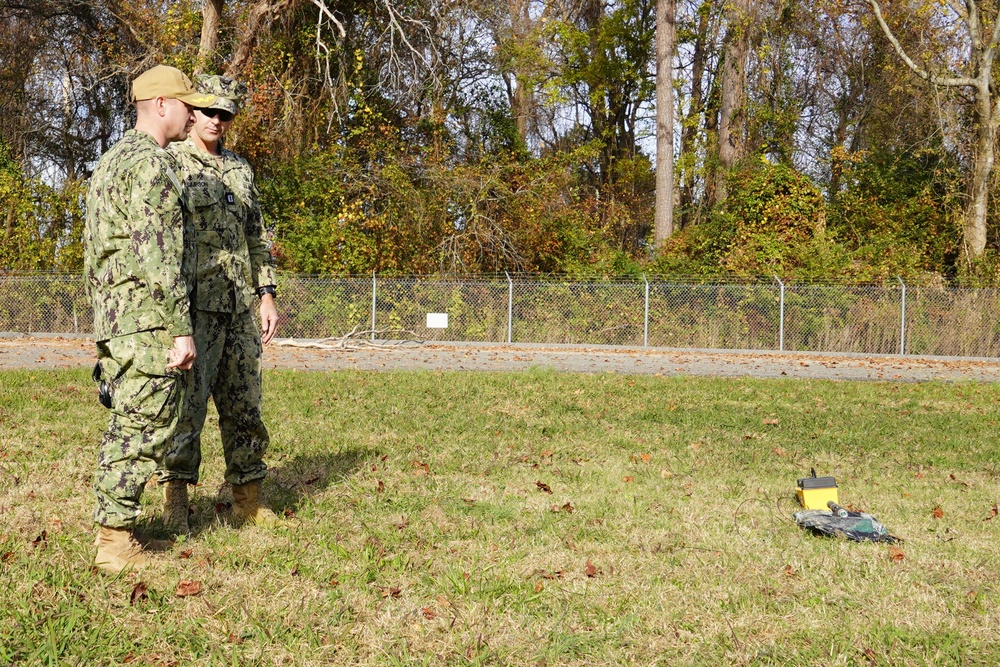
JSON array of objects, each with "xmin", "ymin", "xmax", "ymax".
[{"xmin": 2, "ymin": 0, "xmax": 999, "ymax": 283}]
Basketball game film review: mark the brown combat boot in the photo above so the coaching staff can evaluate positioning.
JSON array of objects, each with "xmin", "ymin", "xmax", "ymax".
[
  {"xmin": 94, "ymin": 526, "xmax": 149, "ymax": 574},
  {"xmin": 163, "ymin": 480, "xmax": 191, "ymax": 535},
  {"xmin": 231, "ymin": 480, "xmax": 278, "ymax": 527}
]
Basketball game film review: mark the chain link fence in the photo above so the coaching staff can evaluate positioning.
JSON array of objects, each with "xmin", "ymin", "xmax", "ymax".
[{"xmin": 3, "ymin": 274, "xmax": 999, "ymax": 358}]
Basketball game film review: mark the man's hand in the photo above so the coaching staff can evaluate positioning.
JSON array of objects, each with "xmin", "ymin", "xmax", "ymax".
[
  {"xmin": 260, "ymin": 294, "xmax": 278, "ymax": 345},
  {"xmin": 167, "ymin": 335, "xmax": 196, "ymax": 370},
  {"xmin": 260, "ymin": 294, "xmax": 279, "ymax": 345}
]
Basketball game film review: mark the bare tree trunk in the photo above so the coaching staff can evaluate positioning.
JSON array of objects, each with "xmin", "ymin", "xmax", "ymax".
[
  {"xmin": 679, "ymin": 2, "xmax": 709, "ymax": 228},
  {"xmin": 197, "ymin": 0, "xmax": 225, "ymax": 73},
  {"xmin": 713, "ymin": 0, "xmax": 750, "ymax": 206},
  {"xmin": 226, "ymin": 0, "xmax": 291, "ymax": 79},
  {"xmin": 867, "ymin": 0, "xmax": 999, "ymax": 262},
  {"xmin": 654, "ymin": 0, "xmax": 675, "ymax": 247}
]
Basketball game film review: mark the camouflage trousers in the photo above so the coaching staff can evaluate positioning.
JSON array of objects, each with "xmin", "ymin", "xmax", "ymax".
[
  {"xmin": 157, "ymin": 308, "xmax": 269, "ymax": 486},
  {"xmin": 93, "ymin": 329, "xmax": 189, "ymax": 528}
]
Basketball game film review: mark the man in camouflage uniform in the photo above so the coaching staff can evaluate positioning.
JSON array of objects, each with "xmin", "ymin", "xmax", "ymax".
[
  {"xmin": 158, "ymin": 75, "xmax": 279, "ymax": 532},
  {"xmin": 84, "ymin": 65, "xmax": 217, "ymax": 573}
]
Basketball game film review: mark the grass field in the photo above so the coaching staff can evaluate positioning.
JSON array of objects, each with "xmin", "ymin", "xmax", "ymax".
[{"xmin": 1, "ymin": 368, "xmax": 998, "ymax": 666}]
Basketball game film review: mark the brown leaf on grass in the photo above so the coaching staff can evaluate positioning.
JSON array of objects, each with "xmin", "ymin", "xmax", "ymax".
[
  {"xmin": 175, "ymin": 580, "xmax": 203, "ymax": 597},
  {"xmin": 763, "ymin": 418, "xmax": 779, "ymax": 426},
  {"xmin": 436, "ymin": 595, "xmax": 451, "ymax": 607},
  {"xmin": 534, "ymin": 580, "xmax": 544, "ymax": 593},
  {"xmin": 540, "ymin": 449, "xmax": 553, "ymax": 458},
  {"xmin": 129, "ymin": 582, "xmax": 148, "ymax": 606},
  {"xmin": 540, "ymin": 570, "xmax": 564, "ymax": 580},
  {"xmin": 888, "ymin": 546, "xmax": 905, "ymax": 562},
  {"xmin": 1, "ymin": 551, "xmax": 14, "ymax": 563},
  {"xmin": 228, "ymin": 633, "xmax": 244, "ymax": 645},
  {"xmin": 535, "ymin": 481, "xmax": 553, "ymax": 494},
  {"xmin": 949, "ymin": 473, "xmax": 970, "ymax": 488},
  {"xmin": 31, "ymin": 531, "xmax": 46, "ymax": 549},
  {"xmin": 623, "ymin": 476, "xmax": 634, "ymax": 483},
  {"xmin": 641, "ymin": 453, "xmax": 651, "ymax": 462},
  {"xmin": 932, "ymin": 506, "xmax": 944, "ymax": 519},
  {"xmin": 376, "ymin": 479, "xmax": 385, "ymax": 493},
  {"xmin": 550, "ymin": 502, "xmax": 574, "ymax": 513},
  {"xmin": 412, "ymin": 460, "xmax": 431, "ymax": 475},
  {"xmin": 329, "ymin": 579, "xmax": 339, "ymax": 587},
  {"xmin": 863, "ymin": 647, "xmax": 877, "ymax": 664},
  {"xmin": 381, "ymin": 586, "xmax": 402, "ymax": 599},
  {"xmin": 784, "ymin": 565, "xmax": 796, "ymax": 577},
  {"xmin": 585, "ymin": 560, "xmax": 601, "ymax": 577},
  {"xmin": 284, "ymin": 508, "xmax": 296, "ymax": 518},
  {"xmin": 984, "ymin": 503, "xmax": 998, "ymax": 521},
  {"xmin": 422, "ymin": 607, "xmax": 437, "ymax": 619}
]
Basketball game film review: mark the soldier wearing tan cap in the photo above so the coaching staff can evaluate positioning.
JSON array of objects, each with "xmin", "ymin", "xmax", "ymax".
[{"xmin": 83, "ymin": 65, "xmax": 217, "ymax": 573}]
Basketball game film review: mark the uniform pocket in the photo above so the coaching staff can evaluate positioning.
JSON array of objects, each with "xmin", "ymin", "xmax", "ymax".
[{"xmin": 107, "ymin": 330, "xmax": 181, "ymax": 427}]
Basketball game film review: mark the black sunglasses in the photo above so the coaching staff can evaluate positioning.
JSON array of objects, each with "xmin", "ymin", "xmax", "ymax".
[{"xmin": 199, "ymin": 108, "xmax": 234, "ymax": 122}]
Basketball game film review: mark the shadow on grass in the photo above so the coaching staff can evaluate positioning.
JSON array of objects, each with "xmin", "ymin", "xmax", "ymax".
[{"xmin": 265, "ymin": 447, "xmax": 378, "ymax": 514}]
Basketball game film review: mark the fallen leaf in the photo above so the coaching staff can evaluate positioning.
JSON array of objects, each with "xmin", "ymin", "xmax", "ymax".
[
  {"xmin": 129, "ymin": 582, "xmax": 148, "ymax": 606},
  {"xmin": 534, "ymin": 581, "xmax": 544, "ymax": 593},
  {"xmin": 585, "ymin": 560, "xmax": 600, "ymax": 577},
  {"xmin": 640, "ymin": 453, "xmax": 651, "ymax": 462},
  {"xmin": 422, "ymin": 607, "xmax": 437, "ymax": 619},
  {"xmin": 784, "ymin": 564, "xmax": 796, "ymax": 577},
  {"xmin": 329, "ymin": 579, "xmax": 339, "ymax": 587},
  {"xmin": 932, "ymin": 506, "xmax": 944, "ymax": 519},
  {"xmin": 31, "ymin": 531, "xmax": 46, "ymax": 549},
  {"xmin": 436, "ymin": 595, "xmax": 451, "ymax": 607},
  {"xmin": 535, "ymin": 481, "xmax": 553, "ymax": 494},
  {"xmin": 228, "ymin": 633, "xmax": 244, "ymax": 645},
  {"xmin": 763, "ymin": 418, "xmax": 779, "ymax": 426},
  {"xmin": 540, "ymin": 570, "xmax": 564, "ymax": 580},
  {"xmin": 179, "ymin": 549, "xmax": 193, "ymax": 559},
  {"xmin": 284, "ymin": 508, "xmax": 296, "ymax": 518},
  {"xmin": 1, "ymin": 552, "xmax": 14, "ymax": 563},
  {"xmin": 412, "ymin": 460, "xmax": 431, "ymax": 474},
  {"xmin": 984, "ymin": 503, "xmax": 998, "ymax": 521},
  {"xmin": 377, "ymin": 479, "xmax": 385, "ymax": 493},
  {"xmin": 623, "ymin": 476, "xmax": 634, "ymax": 483},
  {"xmin": 888, "ymin": 546, "xmax": 905, "ymax": 562},
  {"xmin": 175, "ymin": 580, "xmax": 203, "ymax": 597},
  {"xmin": 689, "ymin": 442, "xmax": 702, "ymax": 451},
  {"xmin": 540, "ymin": 449, "xmax": 553, "ymax": 458},
  {"xmin": 863, "ymin": 647, "xmax": 877, "ymax": 664},
  {"xmin": 381, "ymin": 587, "xmax": 402, "ymax": 599}
]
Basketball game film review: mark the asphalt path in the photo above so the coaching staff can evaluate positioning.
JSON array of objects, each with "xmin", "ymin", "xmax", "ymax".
[{"xmin": 2, "ymin": 334, "xmax": 998, "ymax": 382}]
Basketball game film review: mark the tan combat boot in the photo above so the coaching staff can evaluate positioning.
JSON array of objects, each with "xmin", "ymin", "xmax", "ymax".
[
  {"xmin": 231, "ymin": 480, "xmax": 279, "ymax": 527},
  {"xmin": 94, "ymin": 526, "xmax": 149, "ymax": 574},
  {"xmin": 163, "ymin": 480, "xmax": 191, "ymax": 535}
]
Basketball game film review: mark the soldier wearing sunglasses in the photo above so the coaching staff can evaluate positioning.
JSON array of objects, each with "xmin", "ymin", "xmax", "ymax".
[{"xmin": 159, "ymin": 75, "xmax": 279, "ymax": 533}]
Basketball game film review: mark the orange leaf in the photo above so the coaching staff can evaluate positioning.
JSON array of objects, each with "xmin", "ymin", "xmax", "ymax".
[
  {"xmin": 585, "ymin": 560, "xmax": 600, "ymax": 577},
  {"xmin": 784, "ymin": 564, "xmax": 796, "ymax": 577},
  {"xmin": 179, "ymin": 549, "xmax": 193, "ymax": 559},
  {"xmin": 623, "ymin": 476, "xmax": 634, "ymax": 483},
  {"xmin": 932, "ymin": 506, "xmax": 944, "ymax": 519},
  {"xmin": 888, "ymin": 546, "xmax": 905, "ymax": 562},
  {"xmin": 175, "ymin": 580, "xmax": 203, "ymax": 597},
  {"xmin": 640, "ymin": 453, "xmax": 651, "ymax": 462},
  {"xmin": 534, "ymin": 581, "xmax": 544, "ymax": 593},
  {"xmin": 763, "ymin": 418, "xmax": 779, "ymax": 426},
  {"xmin": 421, "ymin": 607, "xmax": 437, "ymax": 619},
  {"xmin": 985, "ymin": 503, "xmax": 998, "ymax": 521}
]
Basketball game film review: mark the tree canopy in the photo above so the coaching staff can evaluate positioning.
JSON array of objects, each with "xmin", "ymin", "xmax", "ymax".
[{"xmin": 1, "ymin": 0, "xmax": 998, "ymax": 283}]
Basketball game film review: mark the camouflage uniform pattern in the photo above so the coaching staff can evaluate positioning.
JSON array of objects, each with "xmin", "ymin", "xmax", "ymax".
[
  {"xmin": 84, "ymin": 129, "xmax": 195, "ymax": 527},
  {"xmin": 92, "ymin": 330, "xmax": 187, "ymax": 526},
  {"xmin": 84, "ymin": 130, "xmax": 194, "ymax": 340},
  {"xmin": 160, "ymin": 84, "xmax": 276, "ymax": 486}
]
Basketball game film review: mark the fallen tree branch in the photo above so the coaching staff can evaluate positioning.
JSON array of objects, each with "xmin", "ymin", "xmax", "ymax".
[{"xmin": 272, "ymin": 325, "xmax": 425, "ymax": 350}]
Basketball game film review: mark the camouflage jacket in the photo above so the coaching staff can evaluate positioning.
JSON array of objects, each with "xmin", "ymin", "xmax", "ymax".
[
  {"xmin": 84, "ymin": 130, "xmax": 194, "ymax": 341},
  {"xmin": 169, "ymin": 139, "xmax": 276, "ymax": 313}
]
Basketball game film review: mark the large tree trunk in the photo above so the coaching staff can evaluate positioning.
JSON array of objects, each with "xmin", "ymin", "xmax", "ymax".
[
  {"xmin": 197, "ymin": 0, "xmax": 225, "ymax": 72},
  {"xmin": 654, "ymin": 0, "xmax": 675, "ymax": 246},
  {"xmin": 712, "ymin": 0, "xmax": 750, "ymax": 206},
  {"xmin": 965, "ymin": 79, "xmax": 995, "ymax": 261}
]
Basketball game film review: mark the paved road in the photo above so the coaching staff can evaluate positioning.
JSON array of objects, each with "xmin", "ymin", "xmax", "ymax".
[{"xmin": 2, "ymin": 334, "xmax": 998, "ymax": 382}]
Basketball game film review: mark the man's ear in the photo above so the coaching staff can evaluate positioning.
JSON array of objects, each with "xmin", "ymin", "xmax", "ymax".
[{"xmin": 154, "ymin": 96, "xmax": 168, "ymax": 117}]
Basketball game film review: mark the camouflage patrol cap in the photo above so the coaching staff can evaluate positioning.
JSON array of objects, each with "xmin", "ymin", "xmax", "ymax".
[
  {"xmin": 131, "ymin": 65, "xmax": 218, "ymax": 107},
  {"xmin": 194, "ymin": 75, "xmax": 246, "ymax": 115}
]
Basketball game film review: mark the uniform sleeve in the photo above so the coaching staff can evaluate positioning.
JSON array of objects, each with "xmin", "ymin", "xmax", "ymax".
[
  {"xmin": 126, "ymin": 156, "xmax": 193, "ymax": 336},
  {"xmin": 242, "ymin": 163, "xmax": 277, "ymax": 289}
]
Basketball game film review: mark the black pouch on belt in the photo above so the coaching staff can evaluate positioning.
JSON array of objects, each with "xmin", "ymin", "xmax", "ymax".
[{"xmin": 92, "ymin": 361, "xmax": 113, "ymax": 409}]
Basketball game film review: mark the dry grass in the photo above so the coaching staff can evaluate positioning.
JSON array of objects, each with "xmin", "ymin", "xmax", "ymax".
[{"xmin": 1, "ymin": 368, "xmax": 998, "ymax": 666}]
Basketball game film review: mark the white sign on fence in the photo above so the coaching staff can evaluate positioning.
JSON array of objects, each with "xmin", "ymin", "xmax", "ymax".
[{"xmin": 426, "ymin": 312, "xmax": 448, "ymax": 328}]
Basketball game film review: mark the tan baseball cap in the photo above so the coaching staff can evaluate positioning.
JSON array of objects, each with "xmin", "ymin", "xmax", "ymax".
[{"xmin": 130, "ymin": 65, "xmax": 218, "ymax": 107}]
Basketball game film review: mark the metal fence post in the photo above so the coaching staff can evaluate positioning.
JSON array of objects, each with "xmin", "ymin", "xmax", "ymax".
[
  {"xmin": 897, "ymin": 276, "xmax": 906, "ymax": 355},
  {"xmin": 773, "ymin": 275, "xmax": 785, "ymax": 351},
  {"xmin": 371, "ymin": 270, "xmax": 377, "ymax": 342},
  {"xmin": 505, "ymin": 271, "xmax": 513, "ymax": 344},
  {"xmin": 643, "ymin": 273, "xmax": 650, "ymax": 348}
]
